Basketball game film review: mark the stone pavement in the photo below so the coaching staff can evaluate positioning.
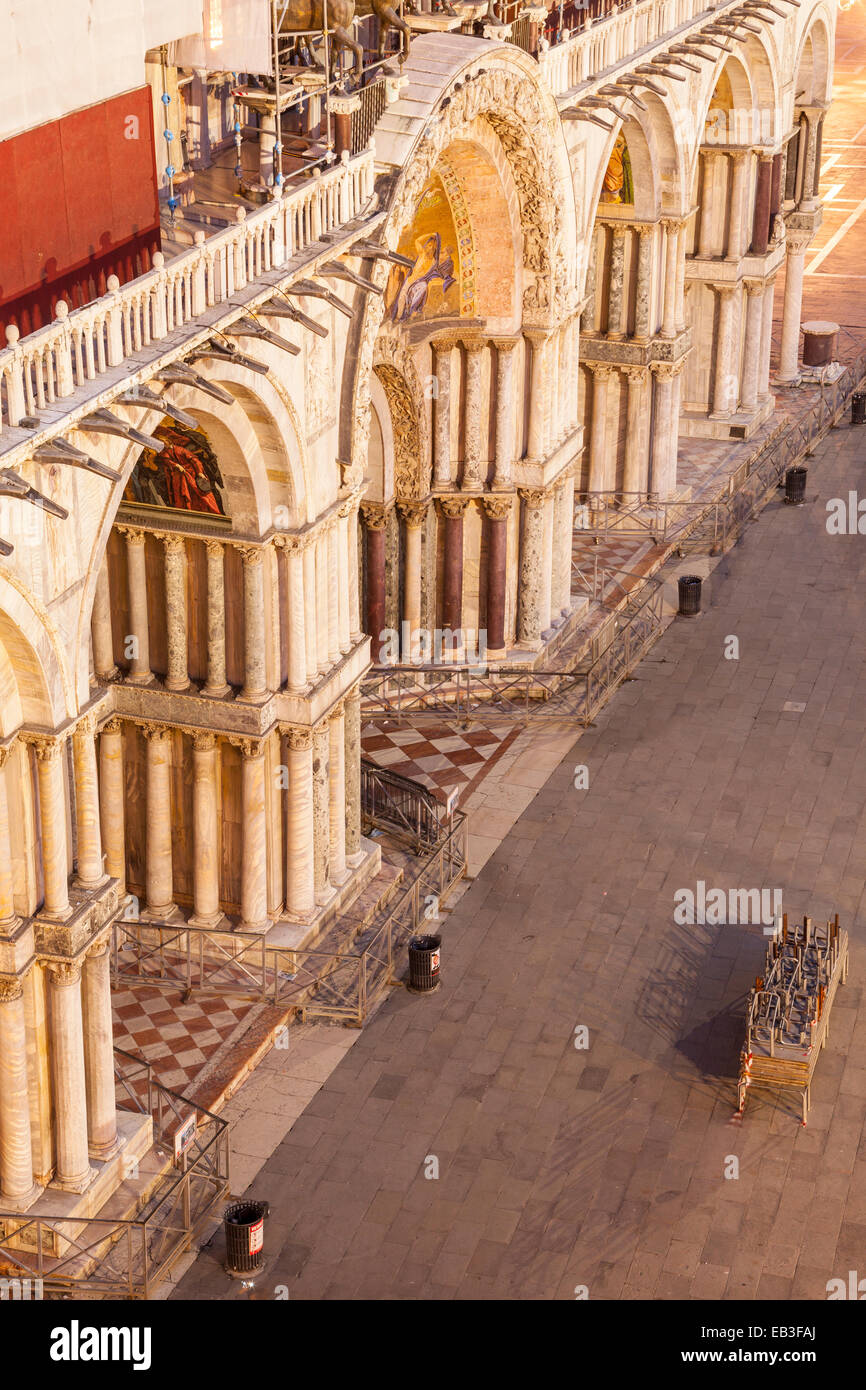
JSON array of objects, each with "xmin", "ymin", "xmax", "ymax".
[{"xmin": 174, "ymin": 405, "xmax": 866, "ymax": 1302}]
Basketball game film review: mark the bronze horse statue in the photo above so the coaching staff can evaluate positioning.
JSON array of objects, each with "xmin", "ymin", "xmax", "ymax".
[{"xmin": 278, "ymin": 0, "xmax": 411, "ymax": 85}]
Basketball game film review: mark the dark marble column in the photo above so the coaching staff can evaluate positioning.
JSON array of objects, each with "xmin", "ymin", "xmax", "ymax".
[
  {"xmin": 439, "ymin": 497, "xmax": 469, "ymax": 633},
  {"xmin": 360, "ymin": 502, "xmax": 388, "ymax": 662},
  {"xmin": 750, "ymin": 155, "xmax": 773, "ymax": 255},
  {"xmin": 482, "ymin": 495, "xmax": 512, "ymax": 655}
]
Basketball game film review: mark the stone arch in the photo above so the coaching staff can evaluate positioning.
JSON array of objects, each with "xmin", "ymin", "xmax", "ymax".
[
  {"xmin": 0, "ymin": 575, "xmax": 70, "ymax": 730},
  {"xmin": 795, "ymin": 12, "xmax": 834, "ymax": 106},
  {"xmin": 372, "ymin": 332, "xmax": 430, "ymax": 500}
]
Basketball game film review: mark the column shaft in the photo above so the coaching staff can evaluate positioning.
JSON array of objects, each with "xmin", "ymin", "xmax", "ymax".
[
  {"xmin": 0, "ymin": 749, "xmax": 17, "ymax": 924},
  {"xmin": 315, "ymin": 532, "xmax": 330, "ymax": 672},
  {"xmin": 432, "ymin": 340, "xmax": 453, "ymax": 488},
  {"xmin": 661, "ymin": 221, "xmax": 679, "ymax": 336},
  {"xmin": 240, "ymin": 742, "xmax": 268, "ymax": 930},
  {"xmin": 203, "ymin": 541, "xmax": 229, "ymax": 696},
  {"xmin": 728, "ymin": 151, "xmax": 751, "ymax": 260},
  {"xmin": 344, "ymin": 691, "xmax": 362, "ymax": 864},
  {"xmin": 440, "ymin": 502, "xmax": 466, "ymax": 634},
  {"xmin": 302, "ymin": 543, "xmax": 319, "ymax": 681},
  {"xmin": 0, "ymin": 980, "xmax": 36, "ymax": 1203},
  {"xmin": 73, "ymin": 717, "xmax": 104, "ymax": 888},
  {"xmin": 712, "ymin": 287, "xmax": 737, "ymax": 416},
  {"xmin": 778, "ymin": 246, "xmax": 807, "ymax": 382},
  {"xmin": 328, "ymin": 710, "xmax": 347, "ymax": 885},
  {"xmin": 634, "ymin": 226, "xmax": 653, "ymax": 340},
  {"xmin": 608, "ymin": 228, "xmax": 627, "ymax": 338},
  {"xmin": 362, "ymin": 509, "xmax": 387, "ymax": 663},
  {"xmin": 163, "ymin": 537, "xmax": 189, "ymax": 691},
  {"xmin": 759, "ymin": 276, "xmax": 777, "ymax": 398},
  {"xmin": 99, "ymin": 721, "xmax": 125, "ymax": 894},
  {"xmin": 123, "ymin": 530, "xmax": 151, "ymax": 683},
  {"xmin": 740, "ymin": 283, "xmax": 764, "ymax": 411},
  {"xmin": 337, "ymin": 511, "xmax": 351, "ymax": 654},
  {"xmin": 312, "ymin": 724, "xmax": 330, "ymax": 902},
  {"xmin": 285, "ymin": 731, "xmax": 315, "ymax": 917},
  {"xmin": 190, "ymin": 734, "xmax": 221, "ymax": 926},
  {"xmin": 91, "ymin": 557, "xmax": 117, "ymax": 680},
  {"xmin": 462, "ymin": 342, "xmax": 484, "ymax": 490},
  {"xmin": 81, "ymin": 944, "xmax": 118, "ymax": 1158},
  {"xmin": 48, "ymin": 964, "xmax": 93, "ymax": 1192},
  {"xmin": 588, "ymin": 367, "xmax": 612, "ymax": 493},
  {"xmin": 241, "ymin": 548, "xmax": 268, "ymax": 699},
  {"xmin": 751, "ymin": 156, "xmax": 773, "ymax": 255},
  {"xmin": 622, "ymin": 369, "xmax": 648, "ymax": 497},
  {"xmin": 493, "ymin": 340, "xmax": 517, "ymax": 487},
  {"xmin": 144, "ymin": 729, "xmax": 174, "ymax": 917},
  {"xmin": 517, "ymin": 491, "xmax": 545, "ymax": 649},
  {"xmin": 35, "ymin": 741, "xmax": 69, "ymax": 918}
]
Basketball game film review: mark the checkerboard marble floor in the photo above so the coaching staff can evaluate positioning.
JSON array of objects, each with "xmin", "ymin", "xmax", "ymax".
[
  {"xmin": 361, "ymin": 721, "xmax": 521, "ymax": 807},
  {"xmin": 113, "ymin": 985, "xmax": 258, "ymax": 1097}
]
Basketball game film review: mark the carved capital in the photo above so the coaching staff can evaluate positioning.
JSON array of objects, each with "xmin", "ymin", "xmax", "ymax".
[
  {"xmin": 651, "ymin": 361, "xmax": 683, "ymax": 382},
  {"xmin": 46, "ymin": 960, "xmax": 82, "ymax": 988},
  {"xmin": 482, "ymin": 495, "xmax": 514, "ymax": 522},
  {"xmin": 117, "ymin": 526, "xmax": 145, "ymax": 547},
  {"xmin": 162, "ymin": 534, "xmax": 187, "ymax": 556},
  {"xmin": 743, "ymin": 278, "xmax": 764, "ymax": 297},
  {"xmin": 284, "ymin": 726, "xmax": 313, "ymax": 751},
  {"xmin": 86, "ymin": 937, "xmax": 111, "ymax": 960},
  {"xmin": 0, "ymin": 741, "xmax": 16, "ymax": 769},
  {"xmin": 27, "ymin": 736, "xmax": 66, "ymax": 763},
  {"xmin": 396, "ymin": 499, "xmax": 429, "ymax": 529},
  {"xmin": 141, "ymin": 723, "xmax": 172, "ymax": 745},
  {"xmin": 360, "ymin": 502, "xmax": 389, "ymax": 531},
  {"xmin": 327, "ymin": 700, "xmax": 346, "ymax": 725},
  {"xmin": 437, "ymin": 495, "xmax": 471, "ymax": 519},
  {"xmin": 711, "ymin": 283, "xmax": 737, "ymax": 299},
  {"xmin": 589, "ymin": 363, "xmax": 616, "ymax": 381},
  {"xmin": 204, "ymin": 538, "xmax": 224, "ymax": 560},
  {"xmin": 191, "ymin": 731, "xmax": 217, "ymax": 753},
  {"xmin": 238, "ymin": 545, "xmax": 264, "ymax": 567},
  {"xmin": 518, "ymin": 487, "xmax": 546, "ymax": 509},
  {"xmin": 75, "ymin": 711, "xmax": 98, "ymax": 738},
  {"xmin": 0, "ymin": 976, "xmax": 24, "ymax": 1003},
  {"xmin": 100, "ymin": 717, "xmax": 123, "ymax": 736},
  {"xmin": 622, "ymin": 366, "xmax": 648, "ymax": 386}
]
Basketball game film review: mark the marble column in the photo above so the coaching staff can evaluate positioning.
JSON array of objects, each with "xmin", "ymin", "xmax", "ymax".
[
  {"xmin": 607, "ymin": 227, "xmax": 627, "ymax": 339},
  {"xmin": 240, "ymin": 546, "xmax": 268, "ymax": 700},
  {"xmin": 778, "ymin": 236, "xmax": 809, "ymax": 383},
  {"xmin": 72, "ymin": 713, "xmax": 105, "ymax": 889},
  {"xmin": 622, "ymin": 367, "xmax": 648, "ymax": 497},
  {"xmin": 347, "ymin": 505, "xmax": 362, "ymax": 642},
  {"xmin": 517, "ymin": 488, "xmax": 546, "ymax": 649},
  {"xmin": 661, "ymin": 220, "xmax": 679, "ymax": 337},
  {"xmin": 462, "ymin": 340, "xmax": 485, "ymax": 491},
  {"xmin": 483, "ymin": 495, "xmax": 512, "ymax": 655},
  {"xmin": 0, "ymin": 747, "xmax": 17, "ymax": 925},
  {"xmin": 285, "ymin": 728, "xmax": 315, "ymax": 918},
  {"xmin": 634, "ymin": 224, "xmax": 654, "ymax": 341},
  {"xmin": 190, "ymin": 732, "xmax": 222, "ymax": 927},
  {"xmin": 202, "ymin": 540, "xmax": 230, "ymax": 697},
  {"xmin": 0, "ymin": 977, "xmax": 38, "ymax": 1206},
  {"xmin": 326, "ymin": 521, "xmax": 340, "ymax": 665},
  {"xmin": 432, "ymin": 337, "xmax": 453, "ymax": 488},
  {"xmin": 759, "ymin": 275, "xmax": 777, "ymax": 399},
  {"xmin": 302, "ymin": 541, "xmax": 319, "ymax": 681},
  {"xmin": 711, "ymin": 284, "xmax": 738, "ymax": 416},
  {"xmin": 439, "ymin": 497, "xmax": 469, "ymax": 637},
  {"xmin": 143, "ymin": 726, "xmax": 175, "ymax": 919},
  {"xmin": 588, "ymin": 365, "xmax": 614, "ymax": 494},
  {"xmin": 540, "ymin": 494, "xmax": 556, "ymax": 637},
  {"xmin": 581, "ymin": 231, "xmax": 598, "ymax": 330},
  {"xmin": 675, "ymin": 221, "xmax": 688, "ymax": 333},
  {"xmin": 492, "ymin": 338, "xmax": 517, "ymax": 487},
  {"xmin": 649, "ymin": 363, "xmax": 678, "ymax": 500},
  {"xmin": 240, "ymin": 739, "xmax": 269, "ymax": 931},
  {"xmin": 47, "ymin": 961, "xmax": 94, "ymax": 1192},
  {"xmin": 120, "ymin": 528, "xmax": 151, "ymax": 684},
  {"xmin": 312, "ymin": 722, "xmax": 331, "ymax": 903},
  {"xmin": 751, "ymin": 154, "xmax": 774, "ymax": 255},
  {"xmin": 697, "ymin": 152, "xmax": 723, "ymax": 258},
  {"xmin": 344, "ymin": 690, "xmax": 362, "ymax": 865},
  {"xmin": 740, "ymin": 279, "xmax": 765, "ymax": 412},
  {"xmin": 91, "ymin": 556, "xmax": 117, "ymax": 680},
  {"xmin": 284, "ymin": 538, "xmax": 307, "ymax": 694},
  {"xmin": 337, "ymin": 505, "xmax": 352, "ymax": 655},
  {"xmin": 361, "ymin": 503, "xmax": 387, "ymax": 663},
  {"xmin": 398, "ymin": 501, "xmax": 427, "ymax": 652},
  {"xmin": 33, "ymin": 737, "xmax": 70, "ymax": 919},
  {"xmin": 328, "ymin": 705, "xmax": 347, "ymax": 886},
  {"xmin": 98, "ymin": 719, "xmax": 125, "ymax": 894},
  {"xmin": 81, "ymin": 939, "xmax": 118, "ymax": 1159},
  {"xmin": 315, "ymin": 531, "xmax": 329, "ymax": 673},
  {"xmin": 552, "ymin": 478, "xmax": 573, "ymax": 625},
  {"xmin": 162, "ymin": 536, "xmax": 189, "ymax": 691},
  {"xmin": 526, "ymin": 331, "xmax": 550, "ymax": 461},
  {"xmin": 727, "ymin": 150, "xmax": 751, "ymax": 261}
]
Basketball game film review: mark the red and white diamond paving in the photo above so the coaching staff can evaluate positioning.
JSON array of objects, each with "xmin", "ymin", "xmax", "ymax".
[
  {"xmin": 112, "ymin": 986, "xmax": 259, "ymax": 1097},
  {"xmin": 361, "ymin": 720, "xmax": 521, "ymax": 806}
]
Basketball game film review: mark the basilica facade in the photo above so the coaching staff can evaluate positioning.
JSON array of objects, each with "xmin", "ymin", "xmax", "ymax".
[{"xmin": 0, "ymin": 0, "xmax": 834, "ymax": 1231}]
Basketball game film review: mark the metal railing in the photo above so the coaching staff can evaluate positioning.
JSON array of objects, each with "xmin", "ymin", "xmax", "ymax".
[
  {"xmin": 361, "ymin": 757, "xmax": 450, "ymax": 848},
  {"xmin": 361, "ymin": 572, "xmax": 664, "ymax": 725},
  {"xmin": 0, "ymin": 1050, "xmax": 228, "ymax": 1299},
  {"xmin": 112, "ymin": 815, "xmax": 467, "ymax": 1025}
]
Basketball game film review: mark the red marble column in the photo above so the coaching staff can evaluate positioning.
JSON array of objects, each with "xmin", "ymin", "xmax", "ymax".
[
  {"xmin": 361, "ymin": 503, "xmax": 387, "ymax": 663},
  {"xmin": 483, "ymin": 496, "xmax": 512, "ymax": 655},
  {"xmin": 439, "ymin": 497, "xmax": 469, "ymax": 633},
  {"xmin": 770, "ymin": 151, "xmax": 783, "ymax": 218},
  {"xmin": 750, "ymin": 156, "xmax": 773, "ymax": 255}
]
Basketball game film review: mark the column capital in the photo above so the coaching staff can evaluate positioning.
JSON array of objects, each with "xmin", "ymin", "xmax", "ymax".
[
  {"xmin": 622, "ymin": 365, "xmax": 648, "ymax": 384},
  {"xmin": 710, "ymin": 282, "xmax": 738, "ymax": 298},
  {"xmin": 99, "ymin": 717, "xmax": 123, "ymax": 736},
  {"xmin": 191, "ymin": 730, "xmax": 217, "ymax": 752},
  {"xmin": 430, "ymin": 331, "xmax": 460, "ymax": 355},
  {"xmin": 523, "ymin": 326, "xmax": 553, "ymax": 346},
  {"xmin": 518, "ymin": 487, "xmax": 547, "ymax": 509},
  {"xmin": 327, "ymin": 700, "xmax": 346, "ymax": 724},
  {"xmin": 396, "ymin": 498, "xmax": 429, "ymax": 528},
  {"xmin": 75, "ymin": 711, "xmax": 99, "ymax": 738},
  {"xmin": 0, "ymin": 975, "xmax": 24, "ymax": 1003},
  {"xmin": 24, "ymin": 734, "xmax": 66, "ymax": 762},
  {"xmin": 116, "ymin": 525, "xmax": 146, "ymax": 546},
  {"xmin": 230, "ymin": 736, "xmax": 264, "ymax": 759},
  {"xmin": 283, "ymin": 726, "xmax": 314, "ymax": 751},
  {"xmin": 461, "ymin": 337, "xmax": 486, "ymax": 355},
  {"xmin": 482, "ymin": 494, "xmax": 514, "ymax": 521},
  {"xmin": 360, "ymin": 501, "xmax": 390, "ymax": 530},
  {"xmin": 204, "ymin": 538, "xmax": 224, "ymax": 559},
  {"xmin": 588, "ymin": 362, "xmax": 616, "ymax": 380},
  {"xmin": 743, "ymin": 277, "xmax": 765, "ymax": 297},
  {"xmin": 0, "ymin": 740, "xmax": 16, "ymax": 768},
  {"xmin": 86, "ymin": 937, "xmax": 111, "ymax": 960},
  {"xmin": 162, "ymin": 534, "xmax": 187, "ymax": 556},
  {"xmin": 651, "ymin": 360, "xmax": 684, "ymax": 381},
  {"xmin": 141, "ymin": 723, "xmax": 172, "ymax": 744},
  {"xmin": 490, "ymin": 335, "xmax": 520, "ymax": 354},
  {"xmin": 437, "ymin": 495, "xmax": 471, "ymax": 519},
  {"xmin": 45, "ymin": 960, "xmax": 82, "ymax": 987},
  {"xmin": 237, "ymin": 544, "xmax": 264, "ymax": 567}
]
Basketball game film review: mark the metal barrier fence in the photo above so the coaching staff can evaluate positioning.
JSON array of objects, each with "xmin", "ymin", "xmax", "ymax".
[
  {"xmin": 0, "ymin": 1049, "xmax": 228, "ymax": 1299},
  {"xmin": 361, "ymin": 757, "xmax": 450, "ymax": 848}
]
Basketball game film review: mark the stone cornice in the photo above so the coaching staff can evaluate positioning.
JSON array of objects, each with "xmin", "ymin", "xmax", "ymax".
[{"xmin": 579, "ymin": 329, "xmax": 692, "ymax": 369}]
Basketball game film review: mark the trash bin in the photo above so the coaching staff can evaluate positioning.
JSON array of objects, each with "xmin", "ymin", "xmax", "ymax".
[
  {"xmin": 677, "ymin": 574, "xmax": 702, "ymax": 618},
  {"xmin": 784, "ymin": 466, "xmax": 808, "ymax": 506},
  {"xmin": 407, "ymin": 934, "xmax": 441, "ymax": 994},
  {"xmin": 224, "ymin": 1199, "xmax": 269, "ymax": 1275},
  {"xmin": 852, "ymin": 392, "xmax": 866, "ymax": 426}
]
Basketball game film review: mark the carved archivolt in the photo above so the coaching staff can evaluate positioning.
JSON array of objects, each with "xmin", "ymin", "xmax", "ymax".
[
  {"xmin": 372, "ymin": 334, "xmax": 431, "ymax": 500},
  {"xmin": 349, "ymin": 59, "xmax": 573, "ymax": 475}
]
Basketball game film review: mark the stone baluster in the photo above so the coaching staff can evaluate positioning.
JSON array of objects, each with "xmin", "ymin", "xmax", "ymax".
[
  {"xmin": 189, "ymin": 732, "xmax": 223, "ymax": 927},
  {"xmin": 46, "ymin": 961, "xmax": 94, "ymax": 1192},
  {"xmin": 285, "ymin": 728, "xmax": 315, "ymax": 918},
  {"xmin": 72, "ymin": 712, "xmax": 105, "ymax": 889},
  {"xmin": 517, "ymin": 488, "xmax": 546, "ymax": 650},
  {"xmin": 81, "ymin": 938, "xmax": 118, "ymax": 1159},
  {"xmin": 119, "ymin": 527, "xmax": 151, "ymax": 684},
  {"xmin": 482, "ymin": 496, "xmax": 512, "ymax": 656},
  {"xmin": 142, "ymin": 726, "xmax": 176, "ymax": 920},
  {"xmin": 0, "ymin": 976, "xmax": 38, "ymax": 1207},
  {"xmin": 91, "ymin": 556, "xmax": 118, "ymax": 681},
  {"xmin": 163, "ymin": 536, "xmax": 189, "ymax": 692},
  {"xmin": 202, "ymin": 541, "xmax": 230, "ymax": 697},
  {"xmin": 239, "ymin": 739, "xmax": 269, "ymax": 931}
]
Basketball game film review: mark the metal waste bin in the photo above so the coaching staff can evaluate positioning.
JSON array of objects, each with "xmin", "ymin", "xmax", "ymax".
[
  {"xmin": 408, "ymin": 934, "xmax": 441, "ymax": 994},
  {"xmin": 852, "ymin": 392, "xmax": 866, "ymax": 426},
  {"xmin": 677, "ymin": 574, "xmax": 702, "ymax": 618},
  {"xmin": 784, "ymin": 466, "xmax": 807, "ymax": 505},
  {"xmin": 224, "ymin": 1199, "xmax": 269, "ymax": 1275}
]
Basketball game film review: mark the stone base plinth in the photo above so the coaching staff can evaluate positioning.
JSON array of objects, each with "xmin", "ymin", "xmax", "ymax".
[
  {"xmin": 268, "ymin": 837, "xmax": 383, "ymax": 960},
  {"xmin": 679, "ymin": 395, "xmax": 775, "ymax": 441}
]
